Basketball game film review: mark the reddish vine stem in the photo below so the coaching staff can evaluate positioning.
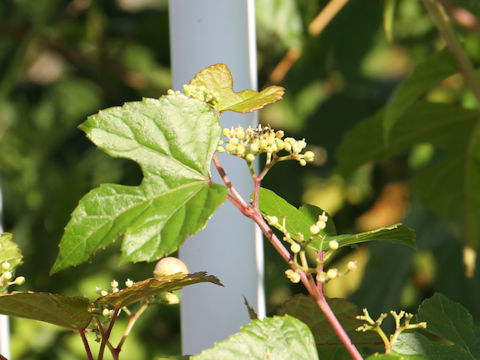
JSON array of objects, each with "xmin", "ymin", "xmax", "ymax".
[
  {"xmin": 212, "ymin": 155, "xmax": 363, "ymax": 360},
  {"xmin": 98, "ymin": 308, "xmax": 120, "ymax": 360},
  {"xmin": 79, "ymin": 330, "xmax": 94, "ymax": 360}
]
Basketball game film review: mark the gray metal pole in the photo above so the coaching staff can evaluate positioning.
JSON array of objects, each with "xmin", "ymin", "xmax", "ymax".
[
  {"xmin": 169, "ymin": 0, "xmax": 265, "ymax": 355},
  {"xmin": 0, "ymin": 183, "xmax": 10, "ymax": 359}
]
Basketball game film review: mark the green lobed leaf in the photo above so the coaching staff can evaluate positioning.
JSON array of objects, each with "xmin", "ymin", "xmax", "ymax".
[
  {"xmin": 258, "ymin": 187, "xmax": 415, "ymax": 251},
  {"xmin": 0, "ymin": 292, "xmax": 92, "ymax": 330},
  {"xmin": 184, "ymin": 64, "xmax": 285, "ymax": 113},
  {"xmin": 191, "ymin": 315, "xmax": 319, "ymax": 360},
  {"xmin": 414, "ymin": 293, "xmax": 480, "ymax": 358},
  {"xmin": 52, "ymin": 94, "xmax": 227, "ymax": 273},
  {"xmin": 391, "ymin": 332, "xmax": 475, "ymax": 360},
  {"xmin": 384, "ymin": 50, "xmax": 457, "ymax": 140},
  {"xmin": 337, "ymin": 101, "xmax": 480, "ymax": 249},
  {"xmin": 313, "ymin": 223, "xmax": 416, "ymax": 251},
  {"xmin": 278, "ymin": 294, "xmax": 382, "ymax": 349},
  {"xmin": 0, "ymin": 233, "xmax": 23, "ymax": 292},
  {"xmin": 386, "ymin": 293, "xmax": 480, "ymax": 359},
  {"xmin": 96, "ymin": 272, "xmax": 222, "ymax": 308},
  {"xmin": 258, "ymin": 187, "xmax": 335, "ymax": 239}
]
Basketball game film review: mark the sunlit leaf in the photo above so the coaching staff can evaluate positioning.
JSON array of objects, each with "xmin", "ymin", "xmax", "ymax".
[
  {"xmin": 184, "ymin": 64, "xmax": 284, "ymax": 113},
  {"xmin": 0, "ymin": 233, "xmax": 22, "ymax": 292},
  {"xmin": 0, "ymin": 292, "xmax": 92, "ymax": 330},
  {"xmin": 192, "ymin": 315, "xmax": 319, "ymax": 360},
  {"xmin": 96, "ymin": 272, "xmax": 222, "ymax": 308},
  {"xmin": 52, "ymin": 94, "xmax": 227, "ymax": 273},
  {"xmin": 258, "ymin": 188, "xmax": 415, "ymax": 251}
]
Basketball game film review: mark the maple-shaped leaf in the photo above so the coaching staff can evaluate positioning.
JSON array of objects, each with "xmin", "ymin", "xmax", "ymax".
[
  {"xmin": 183, "ymin": 63, "xmax": 284, "ymax": 113},
  {"xmin": 51, "ymin": 94, "xmax": 227, "ymax": 273}
]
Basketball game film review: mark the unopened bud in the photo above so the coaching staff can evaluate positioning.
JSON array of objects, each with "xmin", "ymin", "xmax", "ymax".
[
  {"xmin": 1, "ymin": 262, "xmax": 10, "ymax": 271},
  {"xmin": 13, "ymin": 276, "xmax": 25, "ymax": 285},
  {"xmin": 125, "ymin": 279, "xmax": 134, "ymax": 288},
  {"xmin": 329, "ymin": 240, "xmax": 339, "ymax": 250},
  {"xmin": 347, "ymin": 261, "xmax": 358, "ymax": 271},
  {"xmin": 304, "ymin": 151, "xmax": 315, "ymax": 162},
  {"xmin": 285, "ymin": 269, "xmax": 301, "ymax": 283},
  {"xmin": 310, "ymin": 224, "xmax": 320, "ymax": 235},
  {"xmin": 327, "ymin": 268, "xmax": 338, "ymax": 280},
  {"xmin": 290, "ymin": 242, "xmax": 301, "ymax": 254},
  {"xmin": 165, "ymin": 292, "xmax": 180, "ymax": 305}
]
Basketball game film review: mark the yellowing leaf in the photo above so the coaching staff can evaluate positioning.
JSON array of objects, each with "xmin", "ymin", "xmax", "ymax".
[{"xmin": 184, "ymin": 63, "xmax": 284, "ymax": 113}]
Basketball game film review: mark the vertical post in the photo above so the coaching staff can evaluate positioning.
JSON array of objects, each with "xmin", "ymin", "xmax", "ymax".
[
  {"xmin": 0, "ymin": 184, "xmax": 10, "ymax": 359},
  {"xmin": 168, "ymin": 0, "xmax": 265, "ymax": 355}
]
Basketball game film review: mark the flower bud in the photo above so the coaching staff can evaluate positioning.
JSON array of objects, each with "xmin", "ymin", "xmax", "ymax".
[
  {"xmin": 290, "ymin": 242, "xmax": 301, "ymax": 254},
  {"xmin": 329, "ymin": 240, "xmax": 339, "ymax": 250},
  {"xmin": 347, "ymin": 261, "xmax": 358, "ymax": 271},
  {"xmin": 316, "ymin": 221, "xmax": 326, "ymax": 231},
  {"xmin": 2, "ymin": 271, "xmax": 12, "ymax": 280},
  {"xmin": 304, "ymin": 151, "xmax": 315, "ymax": 162},
  {"xmin": 1, "ymin": 262, "xmax": 10, "ymax": 271},
  {"xmin": 165, "ymin": 292, "xmax": 180, "ymax": 305},
  {"xmin": 318, "ymin": 212, "xmax": 328, "ymax": 223},
  {"xmin": 246, "ymin": 153, "xmax": 255, "ymax": 162},
  {"xmin": 125, "ymin": 279, "xmax": 134, "ymax": 288},
  {"xmin": 310, "ymin": 224, "xmax": 320, "ymax": 235},
  {"xmin": 285, "ymin": 269, "xmax": 301, "ymax": 283},
  {"xmin": 13, "ymin": 276, "xmax": 25, "ymax": 285},
  {"xmin": 327, "ymin": 268, "xmax": 338, "ymax": 280}
]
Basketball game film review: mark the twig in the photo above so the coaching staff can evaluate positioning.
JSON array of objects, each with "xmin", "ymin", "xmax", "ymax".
[
  {"xmin": 98, "ymin": 308, "xmax": 120, "ymax": 360},
  {"xmin": 115, "ymin": 302, "xmax": 149, "ymax": 353},
  {"xmin": 78, "ymin": 330, "xmax": 94, "ymax": 360},
  {"xmin": 422, "ymin": 0, "xmax": 480, "ymax": 106},
  {"xmin": 270, "ymin": 47, "xmax": 302, "ymax": 83},
  {"xmin": 309, "ymin": 0, "xmax": 350, "ymax": 36}
]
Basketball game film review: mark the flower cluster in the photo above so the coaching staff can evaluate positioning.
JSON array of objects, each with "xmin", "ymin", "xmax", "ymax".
[
  {"xmin": 265, "ymin": 213, "xmax": 359, "ymax": 284},
  {"xmin": 182, "ymin": 84, "xmax": 220, "ymax": 106},
  {"xmin": 0, "ymin": 261, "xmax": 24, "ymax": 290},
  {"xmin": 356, "ymin": 308, "xmax": 427, "ymax": 353},
  {"xmin": 217, "ymin": 124, "xmax": 315, "ymax": 166}
]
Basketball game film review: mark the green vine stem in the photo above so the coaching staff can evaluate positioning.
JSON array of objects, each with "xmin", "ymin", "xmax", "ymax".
[
  {"xmin": 115, "ymin": 302, "xmax": 149, "ymax": 354},
  {"xmin": 422, "ymin": 0, "xmax": 480, "ymax": 106},
  {"xmin": 213, "ymin": 155, "xmax": 364, "ymax": 360}
]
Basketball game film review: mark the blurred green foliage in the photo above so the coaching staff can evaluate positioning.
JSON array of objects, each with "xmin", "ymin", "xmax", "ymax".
[{"xmin": 1, "ymin": 0, "xmax": 480, "ymax": 358}]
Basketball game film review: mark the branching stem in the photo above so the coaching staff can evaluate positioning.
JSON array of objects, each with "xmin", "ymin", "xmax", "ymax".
[
  {"xmin": 116, "ymin": 302, "xmax": 149, "ymax": 353},
  {"xmin": 213, "ymin": 154, "xmax": 363, "ymax": 360},
  {"xmin": 79, "ymin": 330, "xmax": 94, "ymax": 360}
]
